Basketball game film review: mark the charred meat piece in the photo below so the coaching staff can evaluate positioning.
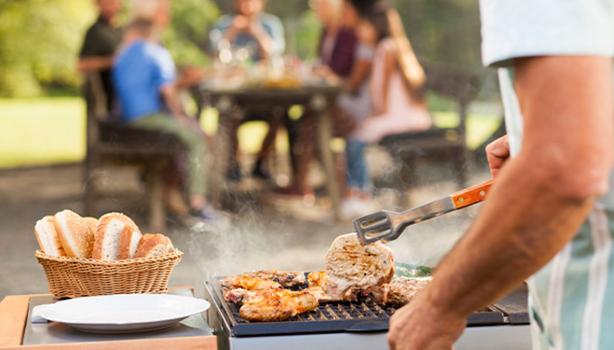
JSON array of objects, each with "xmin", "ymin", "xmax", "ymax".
[
  {"xmin": 221, "ymin": 271, "xmax": 305, "ymax": 291},
  {"xmin": 221, "ymin": 275, "xmax": 283, "ymax": 292},
  {"xmin": 239, "ymin": 289, "xmax": 319, "ymax": 322},
  {"xmin": 369, "ymin": 277, "xmax": 431, "ymax": 305},
  {"xmin": 249, "ymin": 270, "xmax": 307, "ymax": 288},
  {"xmin": 324, "ymin": 233, "xmax": 395, "ymax": 300}
]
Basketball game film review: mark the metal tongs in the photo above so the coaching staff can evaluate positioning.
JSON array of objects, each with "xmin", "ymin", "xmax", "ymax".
[{"xmin": 354, "ymin": 179, "xmax": 494, "ymax": 245}]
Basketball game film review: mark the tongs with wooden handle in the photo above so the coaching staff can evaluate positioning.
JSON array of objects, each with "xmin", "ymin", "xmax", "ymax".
[{"xmin": 353, "ymin": 179, "xmax": 495, "ymax": 245}]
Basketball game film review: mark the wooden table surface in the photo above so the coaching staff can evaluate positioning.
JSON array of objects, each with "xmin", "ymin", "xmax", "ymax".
[{"xmin": 0, "ymin": 293, "xmax": 217, "ymax": 350}]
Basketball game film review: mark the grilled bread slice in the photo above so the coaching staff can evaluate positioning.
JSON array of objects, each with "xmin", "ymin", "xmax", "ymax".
[
  {"xmin": 135, "ymin": 233, "xmax": 174, "ymax": 258},
  {"xmin": 93, "ymin": 213, "xmax": 142, "ymax": 261},
  {"xmin": 53, "ymin": 210, "xmax": 94, "ymax": 258},
  {"xmin": 34, "ymin": 216, "xmax": 66, "ymax": 257}
]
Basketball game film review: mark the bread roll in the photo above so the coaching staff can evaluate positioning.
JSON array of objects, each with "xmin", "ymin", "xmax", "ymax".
[
  {"xmin": 92, "ymin": 213, "xmax": 142, "ymax": 261},
  {"xmin": 34, "ymin": 216, "xmax": 65, "ymax": 257},
  {"xmin": 135, "ymin": 233, "xmax": 174, "ymax": 258},
  {"xmin": 53, "ymin": 210, "xmax": 94, "ymax": 258}
]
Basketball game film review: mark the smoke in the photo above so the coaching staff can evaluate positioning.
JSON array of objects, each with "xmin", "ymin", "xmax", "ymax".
[
  {"xmin": 387, "ymin": 203, "xmax": 482, "ymax": 267},
  {"xmin": 186, "ymin": 204, "xmax": 330, "ymax": 280}
]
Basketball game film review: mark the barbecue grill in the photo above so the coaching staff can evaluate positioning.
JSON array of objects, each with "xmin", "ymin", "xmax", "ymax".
[{"xmin": 203, "ymin": 276, "xmax": 532, "ymax": 350}]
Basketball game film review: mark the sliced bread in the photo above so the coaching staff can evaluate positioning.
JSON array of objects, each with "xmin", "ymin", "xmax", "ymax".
[
  {"xmin": 83, "ymin": 217, "xmax": 98, "ymax": 236},
  {"xmin": 34, "ymin": 216, "xmax": 65, "ymax": 257},
  {"xmin": 53, "ymin": 210, "xmax": 94, "ymax": 258},
  {"xmin": 135, "ymin": 233, "xmax": 174, "ymax": 258},
  {"xmin": 93, "ymin": 213, "xmax": 142, "ymax": 261}
]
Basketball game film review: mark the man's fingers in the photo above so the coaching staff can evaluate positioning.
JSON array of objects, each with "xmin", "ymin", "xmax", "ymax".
[{"xmin": 485, "ymin": 135, "xmax": 510, "ymax": 177}]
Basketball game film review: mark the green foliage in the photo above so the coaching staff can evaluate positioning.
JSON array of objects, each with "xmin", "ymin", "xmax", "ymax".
[
  {"xmin": 164, "ymin": 0, "xmax": 220, "ymax": 67},
  {"xmin": 0, "ymin": 0, "xmax": 485, "ymax": 97},
  {"xmin": 0, "ymin": 0, "xmax": 219, "ymax": 97},
  {"xmin": 0, "ymin": 0, "xmax": 95, "ymax": 97}
]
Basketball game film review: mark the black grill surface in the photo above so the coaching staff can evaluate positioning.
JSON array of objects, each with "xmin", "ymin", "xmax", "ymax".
[{"xmin": 206, "ymin": 277, "xmax": 527, "ymax": 337}]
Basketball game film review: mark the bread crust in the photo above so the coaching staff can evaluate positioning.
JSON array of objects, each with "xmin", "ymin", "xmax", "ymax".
[
  {"xmin": 135, "ymin": 233, "xmax": 173, "ymax": 258},
  {"xmin": 93, "ymin": 212, "xmax": 141, "ymax": 260},
  {"xmin": 34, "ymin": 216, "xmax": 65, "ymax": 257},
  {"xmin": 53, "ymin": 210, "xmax": 93, "ymax": 258},
  {"xmin": 83, "ymin": 217, "xmax": 98, "ymax": 236},
  {"xmin": 118, "ymin": 225, "xmax": 142, "ymax": 259}
]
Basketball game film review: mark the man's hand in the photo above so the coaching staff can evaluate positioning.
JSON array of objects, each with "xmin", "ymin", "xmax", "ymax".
[
  {"xmin": 231, "ymin": 15, "xmax": 250, "ymax": 32},
  {"xmin": 388, "ymin": 294, "xmax": 466, "ymax": 350},
  {"xmin": 485, "ymin": 135, "xmax": 510, "ymax": 177}
]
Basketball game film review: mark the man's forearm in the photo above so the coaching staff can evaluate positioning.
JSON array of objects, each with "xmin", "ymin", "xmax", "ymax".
[
  {"xmin": 424, "ymin": 157, "xmax": 593, "ymax": 318},
  {"xmin": 160, "ymin": 85, "xmax": 184, "ymax": 118},
  {"xmin": 77, "ymin": 57, "xmax": 114, "ymax": 72},
  {"xmin": 421, "ymin": 56, "xmax": 614, "ymax": 320}
]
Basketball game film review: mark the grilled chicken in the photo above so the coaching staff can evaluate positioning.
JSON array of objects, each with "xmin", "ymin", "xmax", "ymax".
[
  {"xmin": 239, "ymin": 289, "xmax": 319, "ymax": 322},
  {"xmin": 221, "ymin": 271, "xmax": 305, "ymax": 291},
  {"xmin": 249, "ymin": 270, "xmax": 307, "ymax": 288},
  {"xmin": 369, "ymin": 277, "xmax": 431, "ymax": 305},
  {"xmin": 305, "ymin": 271, "xmax": 341, "ymax": 303},
  {"xmin": 221, "ymin": 274, "xmax": 283, "ymax": 292},
  {"xmin": 324, "ymin": 233, "xmax": 395, "ymax": 300}
]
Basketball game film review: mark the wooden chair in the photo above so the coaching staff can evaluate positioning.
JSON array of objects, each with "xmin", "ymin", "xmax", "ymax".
[
  {"xmin": 82, "ymin": 73, "xmax": 184, "ymax": 230},
  {"xmin": 377, "ymin": 64, "xmax": 480, "ymax": 206}
]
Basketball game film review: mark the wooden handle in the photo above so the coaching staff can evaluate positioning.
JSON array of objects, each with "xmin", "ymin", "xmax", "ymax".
[{"xmin": 451, "ymin": 179, "xmax": 495, "ymax": 209}]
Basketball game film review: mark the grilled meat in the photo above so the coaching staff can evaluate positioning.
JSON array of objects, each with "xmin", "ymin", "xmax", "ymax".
[
  {"xmin": 239, "ymin": 289, "xmax": 319, "ymax": 322},
  {"xmin": 305, "ymin": 271, "xmax": 340, "ymax": 303},
  {"xmin": 307, "ymin": 271, "xmax": 326, "ymax": 287},
  {"xmin": 324, "ymin": 233, "xmax": 395, "ymax": 300},
  {"xmin": 369, "ymin": 277, "xmax": 431, "ymax": 305},
  {"xmin": 221, "ymin": 270, "xmax": 305, "ymax": 291},
  {"xmin": 249, "ymin": 270, "xmax": 307, "ymax": 288},
  {"xmin": 221, "ymin": 274, "xmax": 283, "ymax": 292}
]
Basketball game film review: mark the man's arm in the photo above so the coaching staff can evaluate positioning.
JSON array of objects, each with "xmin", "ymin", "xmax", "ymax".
[
  {"xmin": 389, "ymin": 56, "xmax": 614, "ymax": 350},
  {"xmin": 77, "ymin": 57, "xmax": 114, "ymax": 72},
  {"xmin": 160, "ymin": 84, "xmax": 185, "ymax": 118}
]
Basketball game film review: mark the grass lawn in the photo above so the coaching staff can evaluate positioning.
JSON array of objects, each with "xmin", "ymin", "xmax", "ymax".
[{"xmin": 0, "ymin": 97, "xmax": 502, "ymax": 169}]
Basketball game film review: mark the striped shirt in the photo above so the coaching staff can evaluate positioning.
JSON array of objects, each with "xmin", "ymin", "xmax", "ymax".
[{"xmin": 480, "ymin": 1, "xmax": 614, "ymax": 349}]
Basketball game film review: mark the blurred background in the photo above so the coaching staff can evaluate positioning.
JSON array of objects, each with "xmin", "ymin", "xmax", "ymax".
[
  {"xmin": 0, "ymin": 0, "xmax": 500, "ymax": 297},
  {"xmin": 0, "ymin": 0, "xmax": 499, "ymax": 169}
]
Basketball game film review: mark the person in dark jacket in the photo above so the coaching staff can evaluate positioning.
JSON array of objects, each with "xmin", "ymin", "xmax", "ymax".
[
  {"xmin": 78, "ymin": 0, "xmax": 123, "ymax": 112},
  {"xmin": 276, "ymin": 0, "xmax": 358, "ymax": 198}
]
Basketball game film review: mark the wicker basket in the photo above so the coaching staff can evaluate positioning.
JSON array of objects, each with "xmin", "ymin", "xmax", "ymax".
[{"xmin": 35, "ymin": 249, "xmax": 183, "ymax": 298}]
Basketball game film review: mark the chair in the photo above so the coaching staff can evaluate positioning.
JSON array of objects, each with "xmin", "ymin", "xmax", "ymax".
[
  {"xmin": 378, "ymin": 63, "xmax": 480, "ymax": 206},
  {"xmin": 82, "ymin": 73, "xmax": 183, "ymax": 230}
]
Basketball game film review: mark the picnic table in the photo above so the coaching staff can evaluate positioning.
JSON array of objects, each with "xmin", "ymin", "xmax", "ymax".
[
  {"xmin": 0, "ymin": 286, "xmax": 217, "ymax": 350},
  {"xmin": 196, "ymin": 83, "xmax": 342, "ymax": 219}
]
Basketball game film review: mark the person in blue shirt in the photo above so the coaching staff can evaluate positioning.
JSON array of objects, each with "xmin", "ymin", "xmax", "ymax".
[
  {"xmin": 113, "ymin": 0, "xmax": 220, "ymax": 222},
  {"xmin": 209, "ymin": 0, "xmax": 286, "ymax": 182}
]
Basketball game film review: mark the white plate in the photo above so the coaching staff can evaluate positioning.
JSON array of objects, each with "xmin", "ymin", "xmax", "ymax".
[{"xmin": 37, "ymin": 294, "xmax": 210, "ymax": 334}]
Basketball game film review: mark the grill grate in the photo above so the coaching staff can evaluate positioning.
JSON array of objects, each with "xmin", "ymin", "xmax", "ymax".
[
  {"xmin": 206, "ymin": 277, "xmax": 513, "ymax": 337},
  {"xmin": 228, "ymin": 298, "xmax": 395, "ymax": 324}
]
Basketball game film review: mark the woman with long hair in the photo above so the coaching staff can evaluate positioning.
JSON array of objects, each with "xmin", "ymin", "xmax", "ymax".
[{"xmin": 341, "ymin": 0, "xmax": 432, "ymax": 217}]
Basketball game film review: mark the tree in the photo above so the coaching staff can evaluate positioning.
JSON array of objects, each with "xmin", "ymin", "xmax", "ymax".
[{"xmin": 0, "ymin": 0, "xmax": 220, "ymax": 97}]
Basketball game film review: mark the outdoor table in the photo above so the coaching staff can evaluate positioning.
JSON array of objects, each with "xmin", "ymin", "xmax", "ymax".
[
  {"xmin": 197, "ymin": 83, "xmax": 342, "ymax": 219},
  {"xmin": 0, "ymin": 286, "xmax": 217, "ymax": 350}
]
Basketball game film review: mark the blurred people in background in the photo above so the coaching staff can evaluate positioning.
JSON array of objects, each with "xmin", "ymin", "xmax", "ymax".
[
  {"xmin": 314, "ymin": 0, "xmax": 357, "ymax": 79},
  {"xmin": 277, "ymin": 0, "xmax": 359, "ymax": 198},
  {"xmin": 340, "ymin": 0, "xmax": 431, "ymax": 218},
  {"xmin": 209, "ymin": 0, "xmax": 284, "ymax": 62},
  {"xmin": 77, "ymin": 0, "xmax": 123, "ymax": 112},
  {"xmin": 354, "ymin": 4, "xmax": 430, "ymax": 143},
  {"xmin": 209, "ymin": 0, "xmax": 286, "ymax": 182},
  {"xmin": 113, "ymin": 0, "xmax": 222, "ymax": 223},
  {"xmin": 335, "ymin": 0, "xmax": 378, "ymax": 217}
]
